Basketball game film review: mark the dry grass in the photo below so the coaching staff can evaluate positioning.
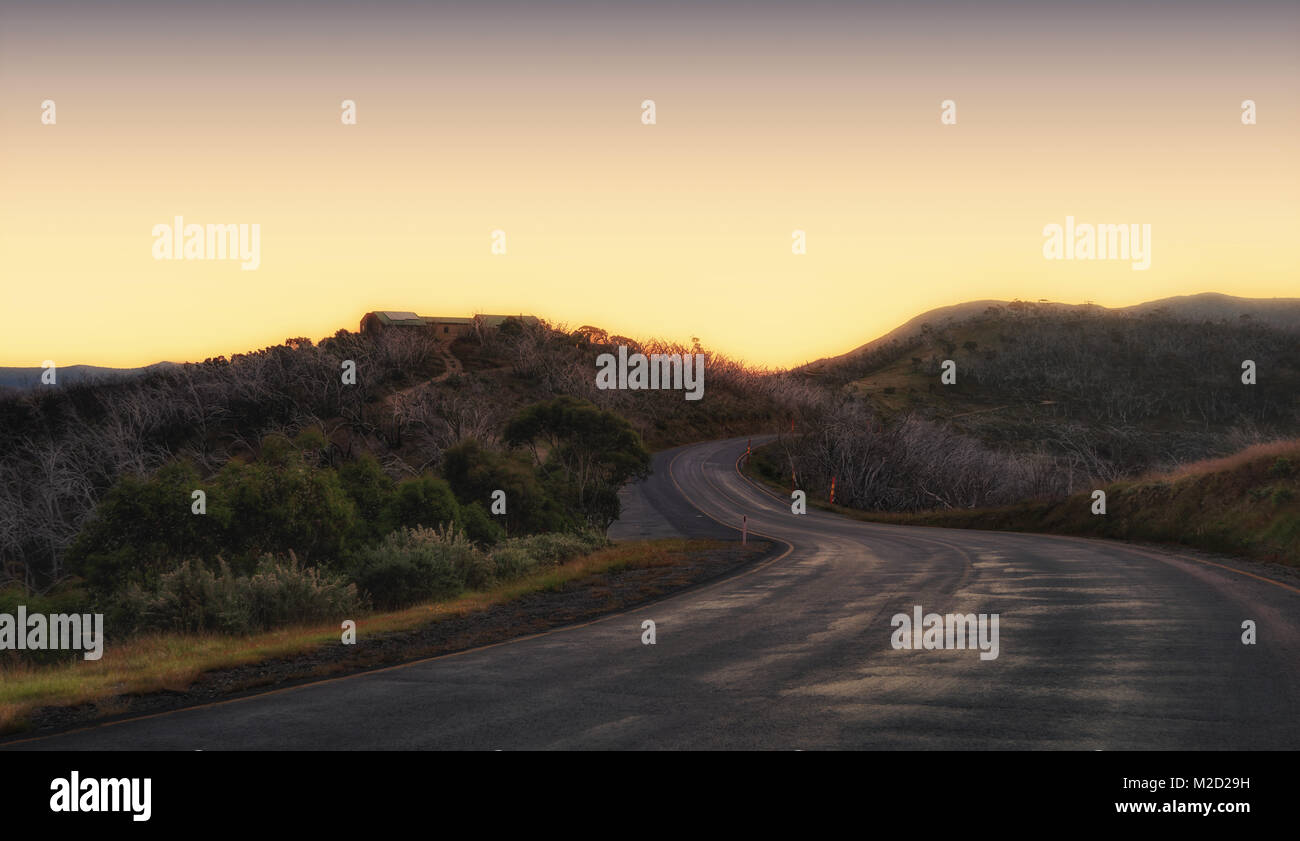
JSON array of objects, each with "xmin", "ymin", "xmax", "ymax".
[
  {"xmin": 1147, "ymin": 439, "xmax": 1300, "ymax": 481},
  {"xmin": 0, "ymin": 538, "xmax": 717, "ymax": 735}
]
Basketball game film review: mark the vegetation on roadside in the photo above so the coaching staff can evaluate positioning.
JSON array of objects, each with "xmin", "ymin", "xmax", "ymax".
[
  {"xmin": 0, "ymin": 538, "xmax": 732, "ymax": 736},
  {"xmin": 751, "ymin": 440, "xmax": 1300, "ymax": 567},
  {"xmin": 5, "ymin": 389, "xmax": 643, "ymax": 651}
]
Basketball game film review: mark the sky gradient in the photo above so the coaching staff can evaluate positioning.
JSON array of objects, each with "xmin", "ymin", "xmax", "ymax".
[{"xmin": 2, "ymin": 0, "xmax": 1297, "ymax": 369}]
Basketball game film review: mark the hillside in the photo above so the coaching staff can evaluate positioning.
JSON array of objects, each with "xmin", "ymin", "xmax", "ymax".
[
  {"xmin": 818, "ymin": 440, "xmax": 1300, "ymax": 567},
  {"xmin": 794, "ymin": 297, "xmax": 1300, "ymax": 478},
  {"xmin": 0, "ymin": 319, "xmax": 788, "ymax": 590},
  {"xmin": 804, "ymin": 292, "xmax": 1300, "ymax": 372}
]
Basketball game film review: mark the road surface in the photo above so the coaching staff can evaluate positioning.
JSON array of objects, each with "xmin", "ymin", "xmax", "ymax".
[{"xmin": 9, "ymin": 436, "xmax": 1300, "ymax": 749}]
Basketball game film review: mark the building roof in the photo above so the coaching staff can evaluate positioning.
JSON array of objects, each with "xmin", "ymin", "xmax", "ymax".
[
  {"xmin": 372, "ymin": 311, "xmax": 425, "ymax": 326},
  {"xmin": 365, "ymin": 311, "xmax": 537, "ymax": 328}
]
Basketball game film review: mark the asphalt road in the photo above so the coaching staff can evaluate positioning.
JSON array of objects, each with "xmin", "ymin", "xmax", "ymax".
[{"xmin": 10, "ymin": 436, "xmax": 1300, "ymax": 749}]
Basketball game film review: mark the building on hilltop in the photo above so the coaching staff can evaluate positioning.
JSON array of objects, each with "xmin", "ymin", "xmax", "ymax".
[
  {"xmin": 427, "ymin": 316, "xmax": 475, "ymax": 338},
  {"xmin": 475, "ymin": 314, "xmax": 541, "ymax": 330},
  {"xmin": 360, "ymin": 311, "xmax": 420, "ymax": 331},
  {"xmin": 360, "ymin": 311, "xmax": 538, "ymax": 339}
]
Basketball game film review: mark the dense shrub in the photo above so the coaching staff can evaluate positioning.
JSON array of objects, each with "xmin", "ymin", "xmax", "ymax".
[
  {"xmin": 486, "ymin": 531, "xmax": 607, "ymax": 580},
  {"xmin": 69, "ymin": 440, "xmax": 357, "ymax": 591},
  {"xmin": 113, "ymin": 554, "xmax": 366, "ymax": 635},
  {"xmin": 349, "ymin": 526, "xmax": 606, "ymax": 610},
  {"xmin": 442, "ymin": 439, "xmax": 574, "ymax": 535},
  {"xmin": 769, "ymin": 399, "xmax": 1080, "ymax": 511},
  {"xmin": 214, "ymin": 454, "xmax": 357, "ymax": 567},
  {"xmin": 504, "ymin": 397, "xmax": 651, "ymax": 529},
  {"xmin": 348, "ymin": 526, "xmax": 488, "ymax": 609},
  {"xmin": 487, "ymin": 545, "xmax": 535, "ymax": 579},
  {"xmin": 339, "ymin": 453, "xmax": 396, "ymax": 545},
  {"xmin": 0, "ymin": 580, "xmax": 96, "ymax": 665},
  {"xmin": 66, "ymin": 428, "xmax": 589, "ymax": 603},
  {"xmin": 66, "ymin": 461, "xmax": 230, "ymax": 592},
  {"xmin": 457, "ymin": 501, "xmax": 505, "ymax": 546},
  {"xmin": 498, "ymin": 531, "xmax": 606, "ymax": 565},
  {"xmin": 381, "ymin": 476, "xmax": 461, "ymax": 534},
  {"xmin": 0, "ymin": 581, "xmax": 92, "ymax": 618}
]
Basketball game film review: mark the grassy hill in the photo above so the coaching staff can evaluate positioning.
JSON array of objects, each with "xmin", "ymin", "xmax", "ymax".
[
  {"xmin": 795, "ymin": 298, "xmax": 1300, "ymax": 477},
  {"xmin": 804, "ymin": 292, "xmax": 1300, "ymax": 371}
]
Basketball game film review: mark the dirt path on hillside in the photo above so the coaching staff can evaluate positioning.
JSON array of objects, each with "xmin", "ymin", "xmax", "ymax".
[
  {"xmin": 431, "ymin": 342, "xmax": 462, "ymax": 383},
  {"xmin": 382, "ymin": 342, "xmax": 463, "ymax": 410}
]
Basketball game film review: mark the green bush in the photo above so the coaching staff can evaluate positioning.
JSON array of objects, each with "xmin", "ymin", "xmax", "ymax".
[
  {"xmin": 457, "ymin": 501, "xmax": 505, "ymax": 546},
  {"xmin": 67, "ymin": 426, "xmax": 612, "ymax": 603},
  {"xmin": 503, "ymin": 397, "xmax": 651, "ymax": 529},
  {"xmin": 0, "ymin": 581, "xmax": 93, "ymax": 617},
  {"xmin": 497, "ymin": 531, "xmax": 606, "ymax": 567},
  {"xmin": 0, "ymin": 581, "xmax": 96, "ymax": 665},
  {"xmin": 339, "ymin": 453, "xmax": 396, "ymax": 545},
  {"xmin": 348, "ymin": 526, "xmax": 487, "ymax": 610},
  {"xmin": 67, "ymin": 461, "xmax": 230, "ymax": 592},
  {"xmin": 443, "ymin": 439, "xmax": 575, "ymax": 535},
  {"xmin": 347, "ymin": 526, "xmax": 605, "ymax": 608},
  {"xmin": 113, "ymin": 554, "xmax": 366, "ymax": 635},
  {"xmin": 381, "ymin": 476, "xmax": 461, "ymax": 535},
  {"xmin": 216, "ymin": 457, "xmax": 357, "ymax": 568},
  {"xmin": 486, "ymin": 531, "xmax": 608, "ymax": 582},
  {"xmin": 488, "ymin": 545, "xmax": 536, "ymax": 579},
  {"xmin": 70, "ymin": 441, "xmax": 359, "ymax": 591}
]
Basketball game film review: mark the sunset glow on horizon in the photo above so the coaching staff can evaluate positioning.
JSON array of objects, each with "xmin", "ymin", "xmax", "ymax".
[{"xmin": 3, "ymin": 0, "xmax": 1297, "ymax": 370}]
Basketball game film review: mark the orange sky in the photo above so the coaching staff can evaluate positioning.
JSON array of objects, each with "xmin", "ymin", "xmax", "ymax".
[{"xmin": 2, "ymin": 1, "xmax": 1297, "ymax": 369}]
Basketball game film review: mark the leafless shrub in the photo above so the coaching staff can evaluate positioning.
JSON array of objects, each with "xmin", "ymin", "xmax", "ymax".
[{"xmin": 779, "ymin": 397, "xmax": 1084, "ymax": 511}]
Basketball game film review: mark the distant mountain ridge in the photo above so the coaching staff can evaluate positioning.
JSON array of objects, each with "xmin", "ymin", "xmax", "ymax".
[
  {"xmin": 0, "ymin": 362, "xmax": 177, "ymax": 390},
  {"xmin": 4, "ymin": 293, "xmax": 1296, "ymax": 388},
  {"xmin": 804, "ymin": 292, "xmax": 1300, "ymax": 372}
]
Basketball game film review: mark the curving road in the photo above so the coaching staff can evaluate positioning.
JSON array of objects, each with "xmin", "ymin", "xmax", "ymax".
[{"xmin": 9, "ymin": 436, "xmax": 1300, "ymax": 749}]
